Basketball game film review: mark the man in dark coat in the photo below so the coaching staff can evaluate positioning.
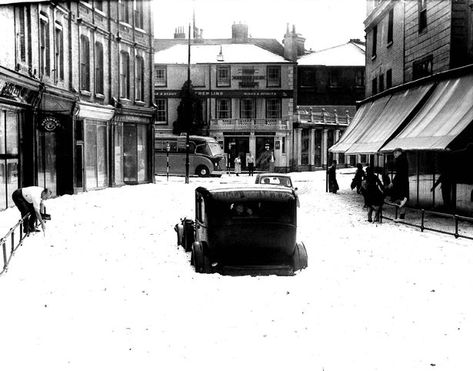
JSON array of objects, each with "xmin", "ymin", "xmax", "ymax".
[
  {"xmin": 328, "ymin": 160, "xmax": 339, "ymax": 193},
  {"xmin": 390, "ymin": 148, "xmax": 409, "ymax": 219}
]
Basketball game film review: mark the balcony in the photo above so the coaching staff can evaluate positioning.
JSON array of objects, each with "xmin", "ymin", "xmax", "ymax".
[
  {"xmin": 295, "ymin": 105, "xmax": 355, "ymax": 126},
  {"xmin": 210, "ymin": 117, "xmax": 291, "ymax": 132}
]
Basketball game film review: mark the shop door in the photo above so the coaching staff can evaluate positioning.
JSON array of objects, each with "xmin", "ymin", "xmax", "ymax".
[
  {"xmin": 38, "ymin": 131, "xmax": 57, "ymax": 195},
  {"xmin": 123, "ymin": 124, "xmax": 138, "ymax": 183},
  {"xmin": 224, "ymin": 137, "xmax": 249, "ymax": 167},
  {"xmin": 255, "ymin": 137, "xmax": 275, "ymax": 169}
]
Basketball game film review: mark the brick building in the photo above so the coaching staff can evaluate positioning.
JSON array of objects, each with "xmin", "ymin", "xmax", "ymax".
[
  {"xmin": 0, "ymin": 0, "xmax": 155, "ymax": 209},
  {"xmin": 331, "ymin": 0, "xmax": 473, "ymax": 215},
  {"xmin": 154, "ymin": 24, "xmax": 295, "ymax": 172}
]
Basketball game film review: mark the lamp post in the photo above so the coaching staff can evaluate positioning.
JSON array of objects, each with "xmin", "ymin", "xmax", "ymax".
[{"xmin": 185, "ymin": 23, "xmax": 191, "ymax": 184}]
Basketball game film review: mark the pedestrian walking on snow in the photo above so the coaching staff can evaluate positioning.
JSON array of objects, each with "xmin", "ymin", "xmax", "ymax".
[
  {"xmin": 390, "ymin": 148, "xmax": 409, "ymax": 219},
  {"xmin": 364, "ymin": 166, "xmax": 385, "ymax": 223},
  {"xmin": 234, "ymin": 155, "xmax": 242, "ymax": 176},
  {"xmin": 328, "ymin": 160, "xmax": 339, "ymax": 193}
]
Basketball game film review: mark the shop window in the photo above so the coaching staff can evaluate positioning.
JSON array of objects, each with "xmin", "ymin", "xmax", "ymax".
[
  {"xmin": 114, "ymin": 123, "xmax": 124, "ymax": 184},
  {"xmin": 80, "ymin": 35, "xmax": 90, "ymax": 91},
  {"xmin": 240, "ymin": 98, "xmax": 255, "ymax": 119},
  {"xmin": 266, "ymin": 98, "xmax": 281, "ymax": 119},
  {"xmin": 301, "ymin": 129, "xmax": 309, "ymax": 165},
  {"xmin": 38, "ymin": 131, "xmax": 57, "ymax": 196},
  {"xmin": 155, "ymin": 66, "xmax": 167, "ymax": 87},
  {"xmin": 123, "ymin": 123, "xmax": 148, "ymax": 183},
  {"xmin": 387, "ymin": 8, "xmax": 394, "ymax": 45},
  {"xmin": 217, "ymin": 98, "xmax": 231, "ymax": 119},
  {"xmin": 137, "ymin": 125, "xmax": 148, "ymax": 182},
  {"xmin": 85, "ymin": 121, "xmax": 108, "ymax": 189},
  {"xmin": 95, "ymin": 42, "xmax": 104, "ymax": 95},
  {"xmin": 155, "ymin": 98, "xmax": 167, "ymax": 123},
  {"xmin": 217, "ymin": 66, "xmax": 230, "ymax": 87},
  {"xmin": 267, "ymin": 66, "xmax": 281, "ymax": 87},
  {"xmin": 40, "ymin": 14, "xmax": 50, "ymax": 77},
  {"xmin": 120, "ymin": 51, "xmax": 130, "ymax": 98},
  {"xmin": 0, "ymin": 111, "xmax": 20, "ymax": 209},
  {"xmin": 135, "ymin": 55, "xmax": 144, "ymax": 101},
  {"xmin": 55, "ymin": 24, "xmax": 64, "ymax": 81},
  {"xmin": 418, "ymin": 0, "xmax": 427, "ymax": 33}
]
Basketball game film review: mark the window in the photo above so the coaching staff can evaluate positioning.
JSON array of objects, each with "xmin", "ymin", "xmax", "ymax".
[
  {"xmin": 355, "ymin": 69, "xmax": 364, "ymax": 87},
  {"xmin": 240, "ymin": 99, "xmax": 255, "ymax": 119},
  {"xmin": 217, "ymin": 66, "xmax": 230, "ymax": 87},
  {"xmin": 156, "ymin": 66, "xmax": 167, "ymax": 86},
  {"xmin": 413, "ymin": 55, "xmax": 433, "ymax": 80},
  {"xmin": 134, "ymin": 0, "xmax": 144, "ymax": 29},
  {"xmin": 55, "ymin": 24, "xmax": 64, "ymax": 81},
  {"xmin": 80, "ymin": 35, "xmax": 90, "ymax": 91},
  {"xmin": 95, "ymin": 42, "xmax": 104, "ymax": 94},
  {"xmin": 329, "ymin": 69, "xmax": 340, "ymax": 87},
  {"xmin": 266, "ymin": 98, "xmax": 281, "ymax": 119},
  {"xmin": 372, "ymin": 77, "xmax": 377, "ymax": 95},
  {"xmin": 135, "ymin": 55, "xmax": 144, "ymax": 101},
  {"xmin": 120, "ymin": 51, "xmax": 130, "ymax": 98},
  {"xmin": 19, "ymin": 7, "xmax": 26, "ymax": 62},
  {"xmin": 386, "ymin": 69, "xmax": 392, "ymax": 89},
  {"xmin": 217, "ymin": 98, "xmax": 231, "ymax": 119},
  {"xmin": 300, "ymin": 69, "xmax": 316, "ymax": 87},
  {"xmin": 0, "ymin": 111, "xmax": 20, "ymax": 209},
  {"xmin": 267, "ymin": 66, "xmax": 281, "ymax": 87},
  {"xmin": 387, "ymin": 8, "xmax": 394, "ymax": 45},
  {"xmin": 379, "ymin": 73, "xmax": 384, "ymax": 92},
  {"xmin": 418, "ymin": 0, "xmax": 427, "ymax": 33},
  {"xmin": 372, "ymin": 24, "xmax": 377, "ymax": 58},
  {"xmin": 40, "ymin": 15, "xmax": 50, "ymax": 77},
  {"xmin": 281, "ymin": 137, "xmax": 286, "ymax": 154},
  {"xmin": 155, "ymin": 99, "xmax": 167, "ymax": 122},
  {"xmin": 120, "ymin": 0, "xmax": 131, "ymax": 24},
  {"xmin": 95, "ymin": 0, "xmax": 103, "ymax": 11}
]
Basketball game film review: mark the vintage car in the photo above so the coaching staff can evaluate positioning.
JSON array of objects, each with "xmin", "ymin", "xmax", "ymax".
[
  {"xmin": 175, "ymin": 185, "xmax": 308, "ymax": 275},
  {"xmin": 255, "ymin": 173, "xmax": 300, "ymax": 207}
]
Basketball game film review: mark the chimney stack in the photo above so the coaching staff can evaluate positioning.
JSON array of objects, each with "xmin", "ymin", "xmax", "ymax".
[{"xmin": 232, "ymin": 22, "xmax": 249, "ymax": 43}]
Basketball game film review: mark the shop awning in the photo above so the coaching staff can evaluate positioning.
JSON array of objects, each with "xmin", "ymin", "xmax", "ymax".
[
  {"xmin": 346, "ymin": 83, "xmax": 434, "ymax": 154},
  {"xmin": 330, "ymin": 96, "xmax": 390, "ymax": 153},
  {"xmin": 382, "ymin": 74, "xmax": 473, "ymax": 152}
]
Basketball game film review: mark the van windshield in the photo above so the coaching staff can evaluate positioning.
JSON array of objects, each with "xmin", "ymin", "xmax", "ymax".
[{"xmin": 196, "ymin": 142, "xmax": 224, "ymax": 157}]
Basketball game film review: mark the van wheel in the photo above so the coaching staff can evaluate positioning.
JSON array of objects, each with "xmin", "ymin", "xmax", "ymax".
[
  {"xmin": 292, "ymin": 242, "xmax": 308, "ymax": 272},
  {"xmin": 192, "ymin": 242, "xmax": 211, "ymax": 273},
  {"xmin": 196, "ymin": 166, "xmax": 209, "ymax": 177}
]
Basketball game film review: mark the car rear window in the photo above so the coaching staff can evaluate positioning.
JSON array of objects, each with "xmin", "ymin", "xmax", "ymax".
[
  {"xmin": 213, "ymin": 200, "xmax": 295, "ymax": 224},
  {"xmin": 260, "ymin": 176, "xmax": 292, "ymax": 187}
]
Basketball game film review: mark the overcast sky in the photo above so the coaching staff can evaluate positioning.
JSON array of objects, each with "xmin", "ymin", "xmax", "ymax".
[{"xmin": 153, "ymin": 0, "xmax": 368, "ymax": 51}]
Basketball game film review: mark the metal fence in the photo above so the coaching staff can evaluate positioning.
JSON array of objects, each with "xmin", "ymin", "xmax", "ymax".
[
  {"xmin": 382, "ymin": 202, "xmax": 473, "ymax": 240},
  {"xmin": 0, "ymin": 214, "xmax": 29, "ymax": 276}
]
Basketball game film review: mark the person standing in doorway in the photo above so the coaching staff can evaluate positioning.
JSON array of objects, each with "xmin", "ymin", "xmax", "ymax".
[
  {"xmin": 256, "ymin": 143, "xmax": 272, "ymax": 171},
  {"xmin": 390, "ymin": 148, "xmax": 409, "ymax": 219},
  {"xmin": 12, "ymin": 187, "xmax": 52, "ymax": 234},
  {"xmin": 246, "ymin": 152, "xmax": 255, "ymax": 176},
  {"xmin": 328, "ymin": 160, "xmax": 339, "ymax": 193}
]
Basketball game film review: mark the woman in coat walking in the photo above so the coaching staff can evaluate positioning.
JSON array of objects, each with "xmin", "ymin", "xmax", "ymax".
[
  {"xmin": 328, "ymin": 160, "xmax": 339, "ymax": 193},
  {"xmin": 364, "ymin": 166, "xmax": 385, "ymax": 222},
  {"xmin": 234, "ymin": 155, "xmax": 242, "ymax": 176}
]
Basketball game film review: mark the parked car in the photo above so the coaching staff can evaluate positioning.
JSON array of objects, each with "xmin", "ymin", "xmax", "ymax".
[
  {"xmin": 255, "ymin": 173, "xmax": 299, "ymax": 207},
  {"xmin": 175, "ymin": 185, "xmax": 308, "ymax": 275}
]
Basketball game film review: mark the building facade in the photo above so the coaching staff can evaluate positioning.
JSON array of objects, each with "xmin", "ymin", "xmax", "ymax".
[
  {"xmin": 0, "ymin": 0, "xmax": 154, "ymax": 210},
  {"xmin": 154, "ymin": 25, "xmax": 295, "ymax": 172},
  {"xmin": 294, "ymin": 40, "xmax": 365, "ymax": 170},
  {"xmin": 331, "ymin": 0, "xmax": 473, "ymax": 215}
]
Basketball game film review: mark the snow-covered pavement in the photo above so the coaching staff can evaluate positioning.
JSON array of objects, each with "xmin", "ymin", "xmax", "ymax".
[{"xmin": 1, "ymin": 170, "xmax": 472, "ymax": 371}]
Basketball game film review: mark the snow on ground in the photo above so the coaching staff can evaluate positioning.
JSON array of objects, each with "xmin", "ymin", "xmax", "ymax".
[{"xmin": 1, "ymin": 170, "xmax": 473, "ymax": 371}]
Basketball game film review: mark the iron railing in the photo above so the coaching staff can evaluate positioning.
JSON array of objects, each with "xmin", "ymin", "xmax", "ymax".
[
  {"xmin": 0, "ymin": 214, "xmax": 29, "ymax": 276},
  {"xmin": 382, "ymin": 202, "xmax": 473, "ymax": 240}
]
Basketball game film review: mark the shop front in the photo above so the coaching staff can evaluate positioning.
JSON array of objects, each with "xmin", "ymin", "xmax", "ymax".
[{"xmin": 113, "ymin": 110, "xmax": 154, "ymax": 185}]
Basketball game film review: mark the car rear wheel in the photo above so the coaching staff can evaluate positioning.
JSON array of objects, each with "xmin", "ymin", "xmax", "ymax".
[
  {"xmin": 196, "ymin": 166, "xmax": 209, "ymax": 177},
  {"xmin": 192, "ymin": 242, "xmax": 211, "ymax": 273},
  {"xmin": 292, "ymin": 242, "xmax": 308, "ymax": 272}
]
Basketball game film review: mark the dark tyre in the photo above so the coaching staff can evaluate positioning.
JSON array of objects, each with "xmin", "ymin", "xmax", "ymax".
[
  {"xmin": 292, "ymin": 242, "xmax": 308, "ymax": 272},
  {"xmin": 192, "ymin": 242, "xmax": 211, "ymax": 273},
  {"xmin": 182, "ymin": 219, "xmax": 195, "ymax": 252},
  {"xmin": 196, "ymin": 166, "xmax": 210, "ymax": 177}
]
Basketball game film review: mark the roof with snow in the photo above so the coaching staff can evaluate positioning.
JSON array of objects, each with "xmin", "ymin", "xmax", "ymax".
[
  {"xmin": 298, "ymin": 41, "xmax": 365, "ymax": 67},
  {"xmin": 154, "ymin": 44, "xmax": 291, "ymax": 65}
]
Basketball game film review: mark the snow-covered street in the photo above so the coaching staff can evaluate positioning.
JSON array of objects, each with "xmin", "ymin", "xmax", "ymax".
[{"xmin": 1, "ymin": 170, "xmax": 472, "ymax": 371}]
